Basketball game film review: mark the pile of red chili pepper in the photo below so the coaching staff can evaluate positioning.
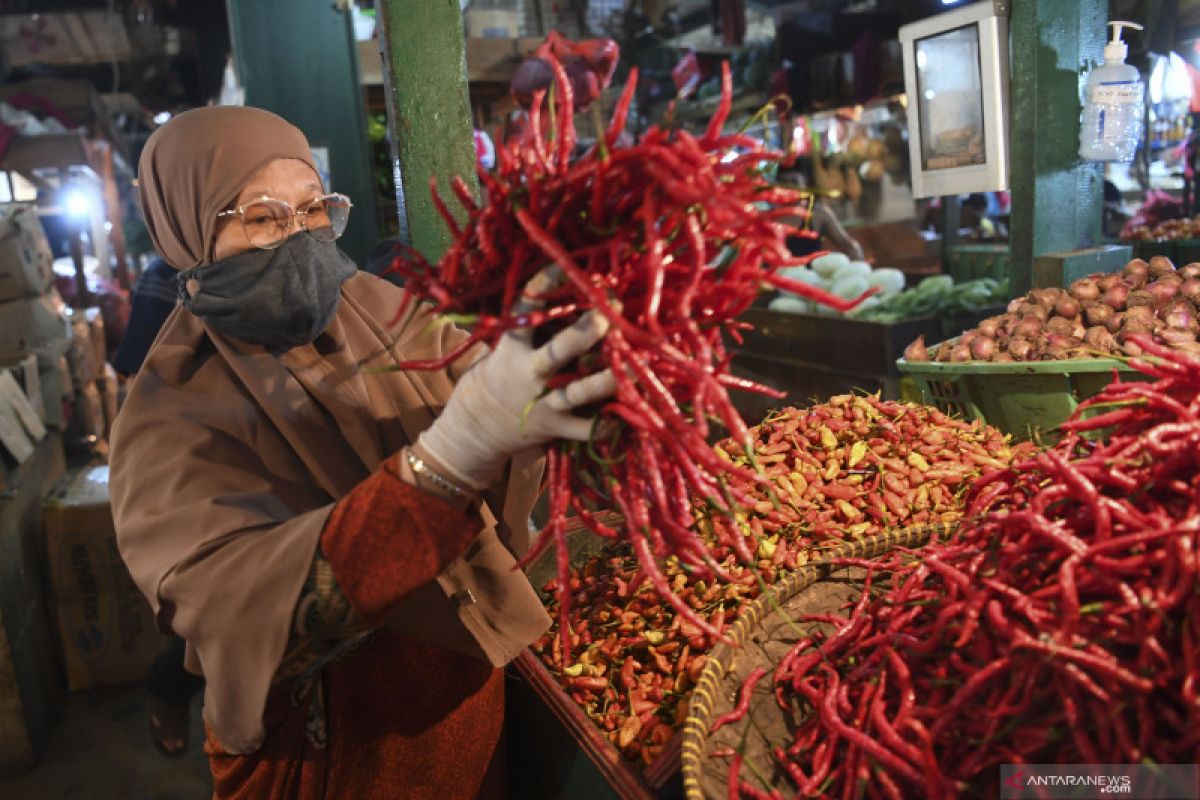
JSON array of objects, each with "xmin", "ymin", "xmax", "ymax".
[
  {"xmin": 732, "ymin": 335, "xmax": 1200, "ymax": 799},
  {"xmin": 532, "ymin": 394, "xmax": 1030, "ymax": 766},
  {"xmin": 390, "ymin": 53, "xmax": 874, "ymax": 656}
]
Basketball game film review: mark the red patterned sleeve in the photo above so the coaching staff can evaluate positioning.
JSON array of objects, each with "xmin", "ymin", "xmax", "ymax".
[{"xmin": 318, "ymin": 455, "xmax": 477, "ymax": 625}]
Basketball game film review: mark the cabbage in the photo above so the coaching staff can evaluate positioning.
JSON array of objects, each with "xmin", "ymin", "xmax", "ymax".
[
  {"xmin": 812, "ymin": 252, "xmax": 851, "ymax": 280},
  {"xmin": 833, "ymin": 260, "xmax": 873, "ymax": 283},
  {"xmin": 778, "ymin": 266, "xmax": 823, "ymax": 287},
  {"xmin": 830, "ymin": 275, "xmax": 871, "ymax": 301},
  {"xmin": 867, "ymin": 268, "xmax": 906, "ymax": 296},
  {"xmin": 768, "ymin": 296, "xmax": 811, "ymax": 315}
]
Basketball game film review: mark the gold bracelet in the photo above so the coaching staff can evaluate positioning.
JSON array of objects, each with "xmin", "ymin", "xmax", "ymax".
[{"xmin": 405, "ymin": 450, "xmax": 472, "ymax": 503}]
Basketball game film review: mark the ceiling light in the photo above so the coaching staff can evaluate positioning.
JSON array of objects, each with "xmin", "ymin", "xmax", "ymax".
[{"xmin": 65, "ymin": 189, "xmax": 93, "ymax": 219}]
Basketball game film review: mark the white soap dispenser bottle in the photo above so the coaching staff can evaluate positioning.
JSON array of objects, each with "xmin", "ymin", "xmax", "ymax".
[{"xmin": 1079, "ymin": 21, "xmax": 1145, "ymax": 162}]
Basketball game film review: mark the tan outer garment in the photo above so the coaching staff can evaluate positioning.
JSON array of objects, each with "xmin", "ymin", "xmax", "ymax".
[
  {"xmin": 136, "ymin": 105, "xmax": 318, "ymax": 269},
  {"xmin": 111, "ymin": 273, "xmax": 550, "ymax": 754}
]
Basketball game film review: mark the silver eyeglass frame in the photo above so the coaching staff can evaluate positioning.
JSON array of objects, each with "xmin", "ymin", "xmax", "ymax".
[{"xmin": 215, "ymin": 192, "xmax": 353, "ymax": 249}]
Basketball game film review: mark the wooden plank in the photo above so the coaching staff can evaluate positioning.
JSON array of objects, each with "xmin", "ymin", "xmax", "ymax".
[
  {"xmin": 80, "ymin": 11, "xmax": 130, "ymax": 60},
  {"xmin": 58, "ymin": 14, "xmax": 93, "ymax": 63},
  {"xmin": 1, "ymin": 134, "xmax": 91, "ymax": 172}
]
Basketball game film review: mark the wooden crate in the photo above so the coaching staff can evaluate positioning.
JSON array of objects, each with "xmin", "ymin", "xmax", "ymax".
[{"xmin": 728, "ymin": 309, "xmax": 943, "ymax": 421}]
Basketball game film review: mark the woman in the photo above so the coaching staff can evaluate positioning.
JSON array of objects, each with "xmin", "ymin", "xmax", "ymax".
[{"xmin": 111, "ymin": 105, "xmax": 613, "ymax": 798}]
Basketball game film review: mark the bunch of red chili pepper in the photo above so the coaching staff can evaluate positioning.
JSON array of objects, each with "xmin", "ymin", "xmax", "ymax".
[
  {"xmin": 731, "ymin": 335, "xmax": 1200, "ymax": 798},
  {"xmin": 390, "ymin": 53, "xmax": 873, "ymax": 656},
  {"xmin": 533, "ymin": 394, "xmax": 1029, "ymax": 766}
]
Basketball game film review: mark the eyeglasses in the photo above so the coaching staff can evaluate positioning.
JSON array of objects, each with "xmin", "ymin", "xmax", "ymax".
[{"xmin": 216, "ymin": 193, "xmax": 352, "ymax": 250}]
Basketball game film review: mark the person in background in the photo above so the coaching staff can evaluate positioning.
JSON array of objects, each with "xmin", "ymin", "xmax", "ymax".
[
  {"xmin": 776, "ymin": 169, "xmax": 866, "ymax": 261},
  {"xmin": 110, "ymin": 105, "xmax": 615, "ymax": 798},
  {"xmin": 111, "ymin": 256, "xmax": 178, "ymax": 379},
  {"xmin": 1103, "ymin": 179, "xmax": 1129, "ymax": 239},
  {"xmin": 110, "ymin": 253, "xmax": 207, "ymax": 758}
]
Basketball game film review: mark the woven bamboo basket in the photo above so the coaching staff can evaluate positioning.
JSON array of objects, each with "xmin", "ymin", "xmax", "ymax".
[{"xmin": 680, "ymin": 523, "xmax": 953, "ymax": 799}]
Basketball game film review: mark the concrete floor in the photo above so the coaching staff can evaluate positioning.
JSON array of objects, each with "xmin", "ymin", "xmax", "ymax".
[{"xmin": 0, "ymin": 685, "xmax": 211, "ymax": 800}]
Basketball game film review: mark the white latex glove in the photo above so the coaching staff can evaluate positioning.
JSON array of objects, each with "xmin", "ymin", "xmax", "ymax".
[{"xmin": 416, "ymin": 276, "xmax": 617, "ymax": 491}]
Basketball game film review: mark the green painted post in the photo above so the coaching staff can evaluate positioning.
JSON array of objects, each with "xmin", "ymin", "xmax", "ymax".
[
  {"xmin": 1008, "ymin": 0, "xmax": 1107, "ymax": 296},
  {"xmin": 374, "ymin": 0, "xmax": 480, "ymax": 262}
]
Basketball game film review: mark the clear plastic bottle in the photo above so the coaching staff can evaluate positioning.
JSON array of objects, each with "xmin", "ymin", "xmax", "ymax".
[{"xmin": 1079, "ymin": 21, "xmax": 1145, "ymax": 162}]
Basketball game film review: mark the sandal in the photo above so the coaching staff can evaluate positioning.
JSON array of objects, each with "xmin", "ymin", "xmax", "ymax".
[{"xmin": 148, "ymin": 694, "xmax": 191, "ymax": 758}]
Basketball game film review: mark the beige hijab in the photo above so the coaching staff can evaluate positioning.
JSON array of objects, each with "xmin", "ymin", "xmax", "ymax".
[{"xmin": 111, "ymin": 106, "xmax": 548, "ymax": 755}]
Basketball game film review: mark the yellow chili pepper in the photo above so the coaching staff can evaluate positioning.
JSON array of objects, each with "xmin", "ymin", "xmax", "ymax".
[
  {"xmin": 819, "ymin": 426, "xmax": 838, "ymax": 450},
  {"xmin": 848, "ymin": 440, "xmax": 869, "ymax": 468},
  {"xmin": 907, "ymin": 452, "xmax": 931, "ymax": 472}
]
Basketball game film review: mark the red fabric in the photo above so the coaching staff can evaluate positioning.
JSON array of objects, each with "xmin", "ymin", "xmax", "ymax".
[
  {"xmin": 205, "ymin": 457, "xmax": 507, "ymax": 799},
  {"xmin": 205, "ymin": 635, "xmax": 505, "ymax": 800},
  {"xmin": 719, "ymin": 0, "xmax": 746, "ymax": 47},
  {"xmin": 320, "ymin": 456, "xmax": 477, "ymax": 625}
]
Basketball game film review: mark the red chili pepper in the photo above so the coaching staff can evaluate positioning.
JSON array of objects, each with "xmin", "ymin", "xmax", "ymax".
[{"xmin": 710, "ymin": 667, "xmax": 767, "ymax": 734}]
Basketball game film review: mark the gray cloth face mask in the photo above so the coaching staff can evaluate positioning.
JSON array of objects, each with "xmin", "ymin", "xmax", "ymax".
[{"xmin": 177, "ymin": 233, "xmax": 357, "ymax": 350}]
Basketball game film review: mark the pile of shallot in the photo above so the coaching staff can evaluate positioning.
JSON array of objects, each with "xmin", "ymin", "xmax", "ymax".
[{"xmin": 904, "ymin": 256, "xmax": 1200, "ymax": 362}]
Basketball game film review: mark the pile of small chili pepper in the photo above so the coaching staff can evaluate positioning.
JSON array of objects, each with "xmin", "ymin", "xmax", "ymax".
[
  {"xmin": 731, "ymin": 335, "xmax": 1200, "ymax": 799},
  {"xmin": 707, "ymin": 394, "xmax": 1033, "ymax": 553},
  {"xmin": 532, "ymin": 394, "xmax": 1030, "ymax": 766},
  {"xmin": 389, "ymin": 53, "xmax": 875, "ymax": 657}
]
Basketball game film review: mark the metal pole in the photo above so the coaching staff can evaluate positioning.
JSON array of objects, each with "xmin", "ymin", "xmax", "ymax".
[
  {"xmin": 533, "ymin": 0, "xmax": 547, "ymax": 37},
  {"xmin": 374, "ymin": 0, "xmax": 480, "ymax": 262}
]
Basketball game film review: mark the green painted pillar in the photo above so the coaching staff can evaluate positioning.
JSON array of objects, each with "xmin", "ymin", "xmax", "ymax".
[
  {"xmin": 1008, "ymin": 0, "xmax": 1107, "ymax": 296},
  {"xmin": 227, "ymin": 0, "xmax": 379, "ymax": 267},
  {"xmin": 374, "ymin": 0, "xmax": 480, "ymax": 262}
]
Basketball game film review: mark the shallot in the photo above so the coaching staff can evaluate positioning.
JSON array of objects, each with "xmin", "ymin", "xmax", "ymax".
[
  {"xmin": 1148, "ymin": 254, "xmax": 1176, "ymax": 278},
  {"xmin": 1123, "ymin": 258, "xmax": 1150, "ymax": 286},
  {"xmin": 1054, "ymin": 296, "xmax": 1081, "ymax": 319},
  {"xmin": 1101, "ymin": 283, "xmax": 1129, "ymax": 310},
  {"xmin": 1067, "ymin": 277, "xmax": 1099, "ymax": 303}
]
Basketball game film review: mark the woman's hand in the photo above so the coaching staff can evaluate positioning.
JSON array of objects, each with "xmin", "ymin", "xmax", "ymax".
[{"xmin": 415, "ymin": 274, "xmax": 616, "ymax": 491}]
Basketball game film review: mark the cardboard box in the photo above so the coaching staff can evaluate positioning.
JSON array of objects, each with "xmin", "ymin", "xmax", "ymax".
[
  {"xmin": 43, "ymin": 466, "xmax": 167, "ymax": 691},
  {"xmin": 38, "ymin": 358, "xmax": 70, "ymax": 431},
  {"xmin": 0, "ymin": 294, "xmax": 69, "ymax": 372},
  {"xmin": 1, "ymin": 355, "xmax": 42, "ymax": 425},
  {"xmin": 0, "ymin": 371, "xmax": 45, "ymax": 467},
  {"xmin": 0, "ymin": 206, "xmax": 54, "ymax": 303}
]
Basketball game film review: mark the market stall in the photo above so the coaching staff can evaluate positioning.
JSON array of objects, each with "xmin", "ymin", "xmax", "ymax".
[
  {"xmin": 364, "ymin": 0, "xmax": 1200, "ymax": 791},
  {"xmin": 3, "ymin": 0, "xmax": 1200, "ymax": 797}
]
